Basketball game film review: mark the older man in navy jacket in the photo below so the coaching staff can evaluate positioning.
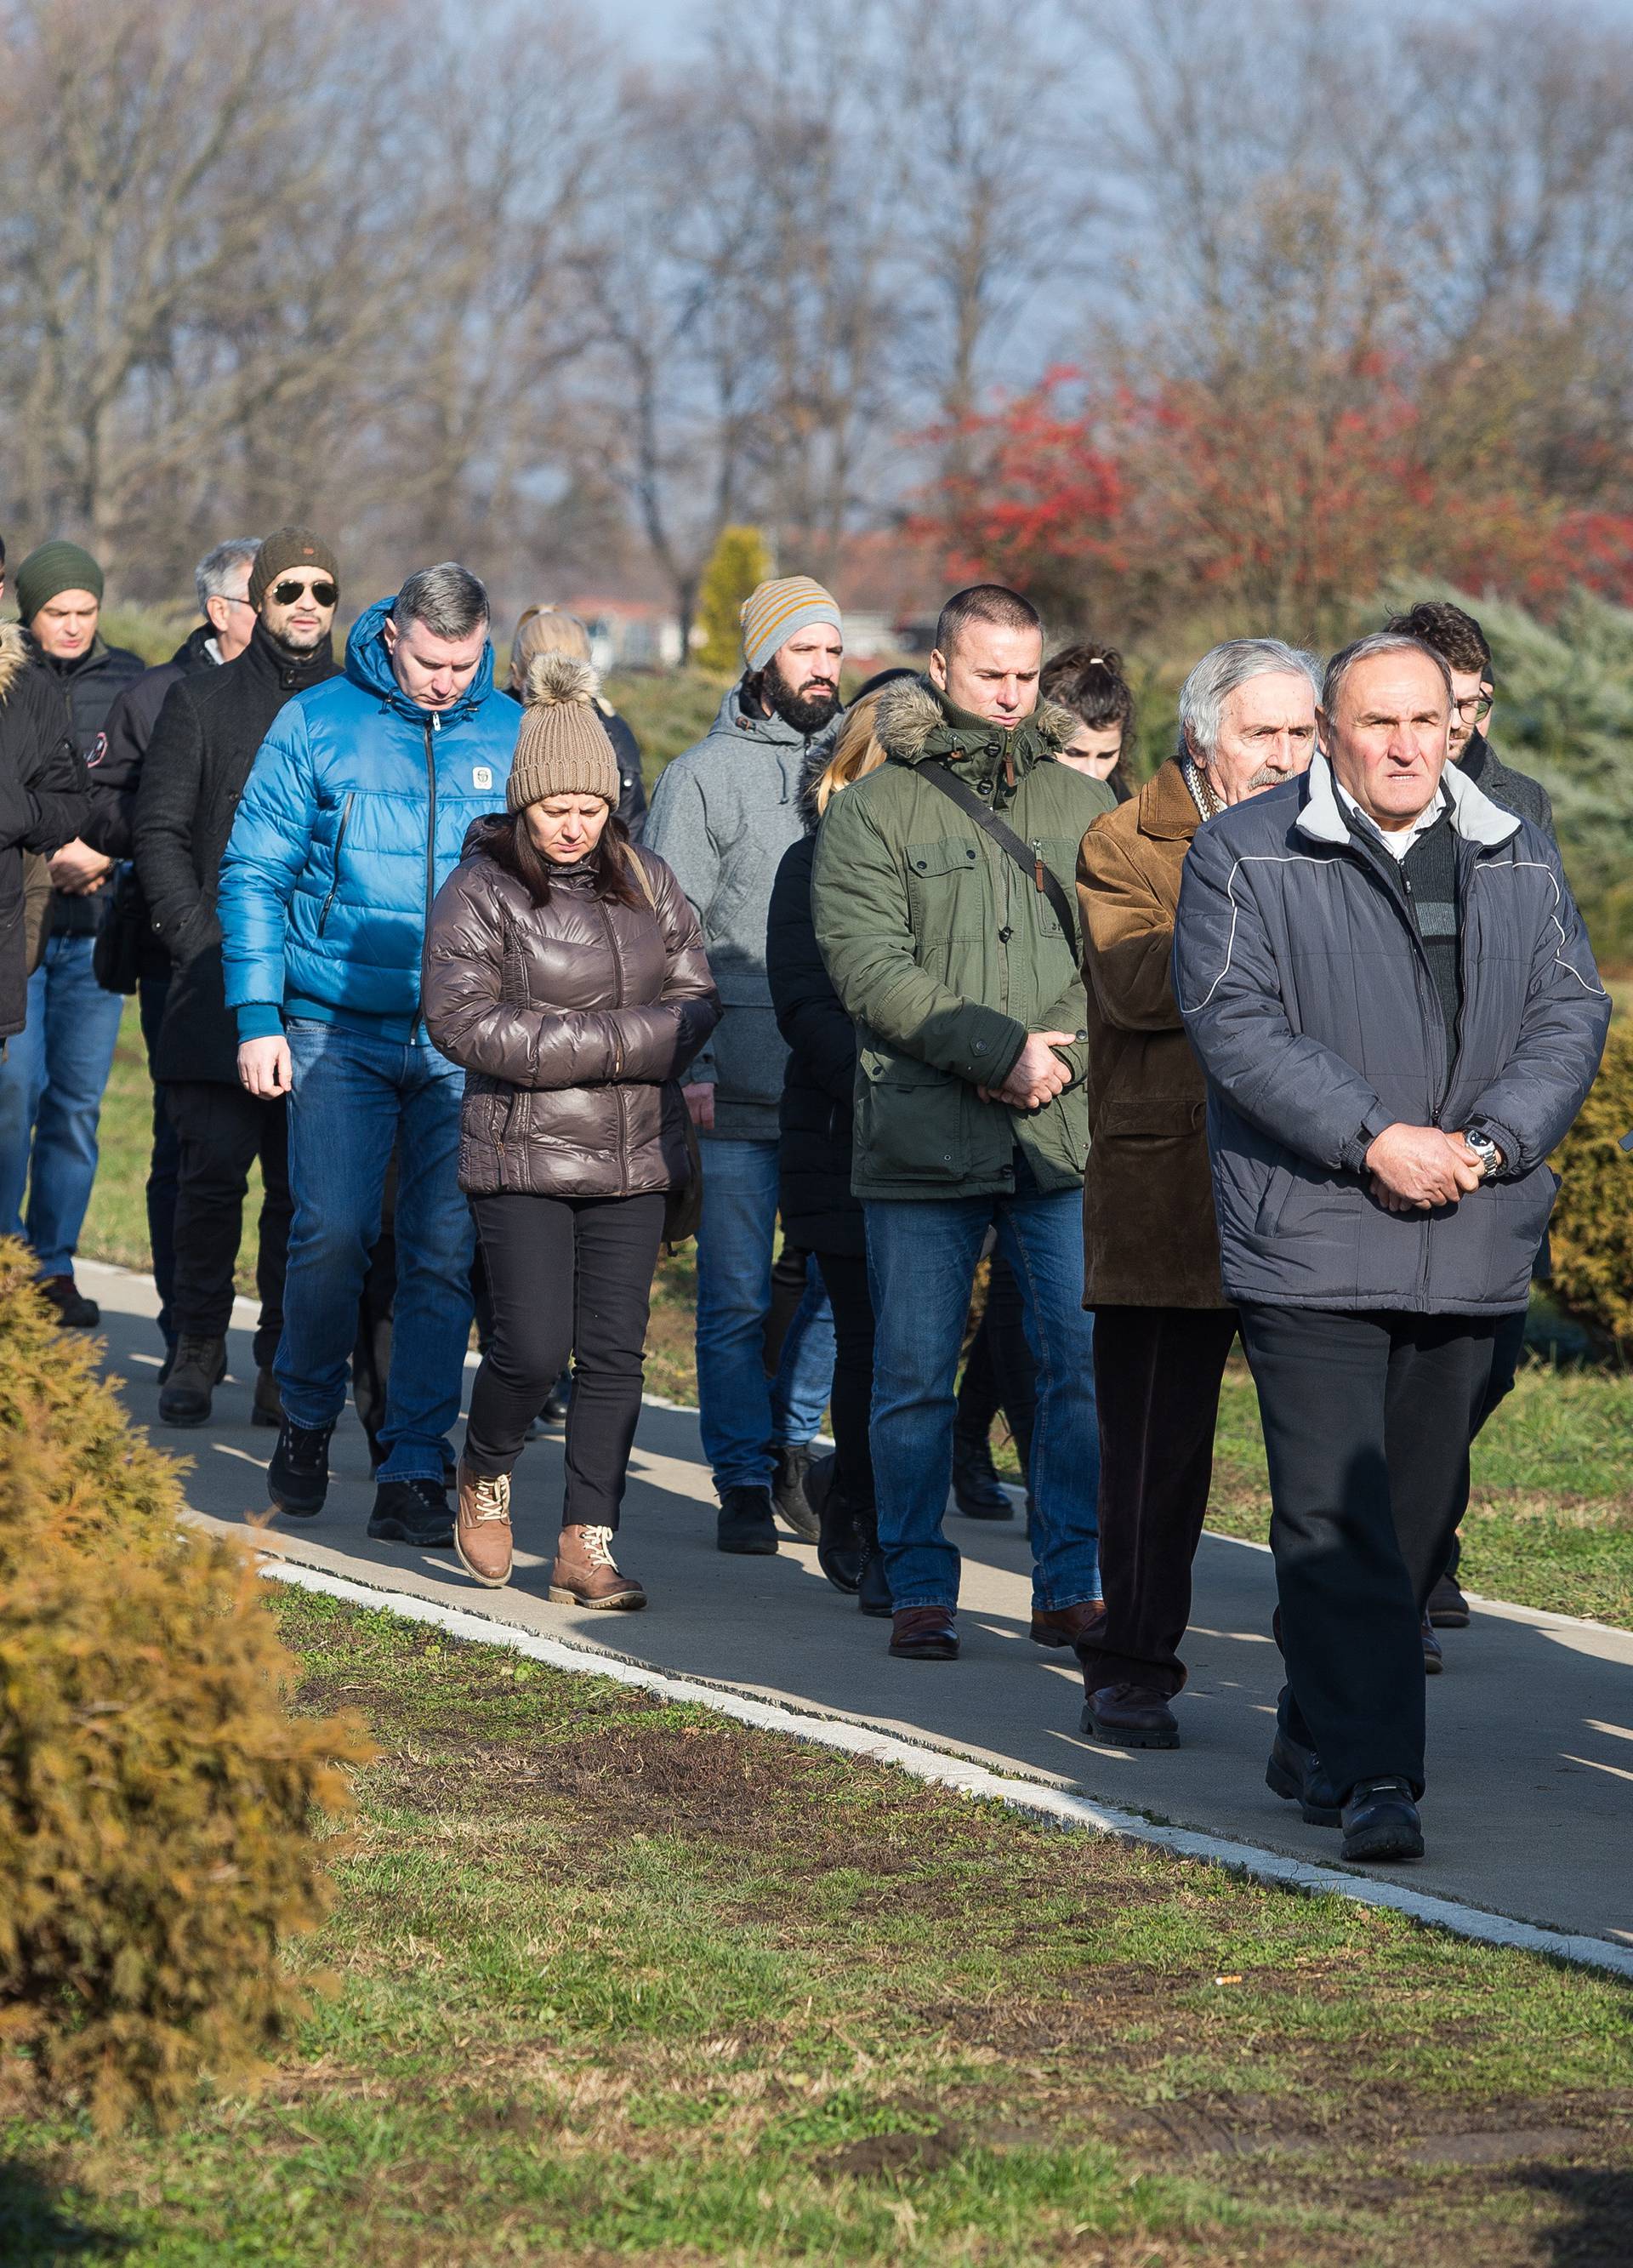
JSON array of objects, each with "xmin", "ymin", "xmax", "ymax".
[{"xmin": 1173, "ymin": 630, "xmax": 1607, "ymax": 1864}]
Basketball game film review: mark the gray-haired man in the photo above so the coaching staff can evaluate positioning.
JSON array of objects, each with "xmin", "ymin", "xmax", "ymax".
[{"xmin": 1076, "ymin": 641, "xmax": 1318, "ymax": 1751}]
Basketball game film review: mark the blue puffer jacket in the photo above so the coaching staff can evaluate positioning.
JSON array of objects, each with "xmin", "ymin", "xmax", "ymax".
[{"xmin": 219, "ymin": 598, "xmax": 517, "ymax": 1044}]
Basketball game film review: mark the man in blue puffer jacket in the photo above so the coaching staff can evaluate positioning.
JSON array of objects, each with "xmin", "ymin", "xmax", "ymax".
[{"xmin": 219, "ymin": 563, "xmax": 516, "ymax": 1545}]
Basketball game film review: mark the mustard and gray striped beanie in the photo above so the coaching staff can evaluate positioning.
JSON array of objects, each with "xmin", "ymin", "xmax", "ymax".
[{"xmin": 740, "ymin": 575, "xmax": 842, "ymax": 672}]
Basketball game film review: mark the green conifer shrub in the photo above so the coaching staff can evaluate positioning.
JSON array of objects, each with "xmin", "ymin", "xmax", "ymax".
[
  {"xmin": 696, "ymin": 526, "xmax": 772, "ymax": 675},
  {"xmin": 1549, "ymin": 1022, "xmax": 1633, "ymax": 1352},
  {"xmin": 0, "ymin": 1245, "xmax": 371, "ymax": 2128}
]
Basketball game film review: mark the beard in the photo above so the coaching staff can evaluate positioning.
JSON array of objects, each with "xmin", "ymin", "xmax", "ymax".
[{"xmin": 760, "ymin": 658, "xmax": 840, "ymax": 737}]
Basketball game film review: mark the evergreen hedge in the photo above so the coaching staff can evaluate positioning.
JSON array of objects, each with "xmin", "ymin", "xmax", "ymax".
[{"xmin": 1550, "ymin": 1022, "xmax": 1633, "ymax": 1352}]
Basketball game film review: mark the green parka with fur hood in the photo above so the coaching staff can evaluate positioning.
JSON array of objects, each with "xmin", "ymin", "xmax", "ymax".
[{"xmin": 811, "ymin": 674, "xmax": 1113, "ymax": 1201}]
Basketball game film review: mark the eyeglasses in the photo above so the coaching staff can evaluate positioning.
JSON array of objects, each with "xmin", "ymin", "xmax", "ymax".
[
  {"xmin": 1451, "ymin": 689, "xmax": 1494, "ymax": 723},
  {"xmin": 270, "ymin": 578, "xmax": 339, "ymax": 608}
]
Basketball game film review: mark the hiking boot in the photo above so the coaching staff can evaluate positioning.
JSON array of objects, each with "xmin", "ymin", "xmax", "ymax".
[
  {"xmin": 38, "ymin": 1274, "xmax": 100, "ymax": 1330},
  {"xmin": 368, "ymin": 1476, "xmax": 456, "ymax": 1548},
  {"xmin": 1422, "ymin": 1614, "xmax": 1444, "ymax": 1675},
  {"xmin": 1264, "ymin": 1728, "xmax": 1342, "ymax": 1826},
  {"xmin": 890, "ymin": 1606, "xmax": 959, "ymax": 1661},
  {"xmin": 950, "ymin": 1429, "xmax": 1013, "ymax": 1519},
  {"xmin": 251, "ymin": 1366, "xmax": 283, "ymax": 1429},
  {"xmin": 157, "ymin": 1338, "xmax": 178, "ymax": 1386},
  {"xmin": 455, "ymin": 1460, "xmax": 514, "ymax": 1588},
  {"xmin": 1081, "ymin": 1683, "xmax": 1180, "ymax": 1750},
  {"xmin": 717, "ymin": 1484, "xmax": 778, "ymax": 1555},
  {"xmin": 268, "ymin": 1420, "xmax": 333, "ymax": 1517},
  {"xmin": 855, "ymin": 1510, "xmax": 893, "ymax": 1618},
  {"xmin": 771, "ymin": 1443, "xmax": 821, "ymax": 1541},
  {"xmin": 1032, "ymin": 1600, "xmax": 1106, "ymax": 1650},
  {"xmin": 550, "ymin": 1524, "xmax": 646, "ymax": 1610},
  {"xmin": 1340, "ymin": 1778, "xmax": 1425, "ymax": 1864},
  {"xmin": 1427, "ymin": 1571, "xmax": 1470, "ymax": 1628},
  {"xmin": 158, "ymin": 1333, "xmax": 228, "ymax": 1427}
]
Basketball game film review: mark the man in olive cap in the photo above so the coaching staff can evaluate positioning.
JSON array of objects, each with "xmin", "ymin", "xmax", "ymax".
[{"xmin": 0, "ymin": 540, "xmax": 143, "ymax": 1328}]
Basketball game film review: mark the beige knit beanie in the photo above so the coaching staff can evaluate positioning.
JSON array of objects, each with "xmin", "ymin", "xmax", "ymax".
[{"xmin": 508, "ymin": 652, "xmax": 620, "ymax": 811}]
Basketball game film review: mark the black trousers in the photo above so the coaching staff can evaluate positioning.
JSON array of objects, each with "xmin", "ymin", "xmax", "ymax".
[
  {"xmin": 813, "ymin": 1249, "xmax": 876, "ymax": 1511},
  {"xmin": 164, "ymin": 1080, "xmax": 292, "ymax": 1368},
  {"xmin": 1239, "ymin": 1303, "xmax": 1498, "ymax": 1802},
  {"xmin": 955, "ymin": 1251, "xmax": 1038, "ymax": 1473},
  {"xmin": 1078, "ymin": 1305, "xmax": 1240, "ymax": 1699},
  {"xmin": 465, "ymin": 1189, "xmax": 665, "ymax": 1530},
  {"xmin": 138, "ymin": 975, "xmax": 179, "ymax": 1347},
  {"xmin": 1442, "ymin": 1304, "xmax": 1528, "ymax": 1580}
]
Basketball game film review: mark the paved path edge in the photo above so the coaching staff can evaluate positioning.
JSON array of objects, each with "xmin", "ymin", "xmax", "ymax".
[{"xmin": 263, "ymin": 1556, "xmax": 1633, "ymax": 1985}]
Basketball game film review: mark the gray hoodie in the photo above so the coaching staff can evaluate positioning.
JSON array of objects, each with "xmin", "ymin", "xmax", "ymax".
[{"xmin": 646, "ymin": 683, "xmax": 836, "ymax": 1141}]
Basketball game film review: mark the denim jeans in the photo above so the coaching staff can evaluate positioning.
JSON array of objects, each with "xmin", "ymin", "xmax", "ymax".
[
  {"xmin": 694, "ymin": 1133, "xmax": 835, "ymax": 1494},
  {"xmin": 280, "ymin": 1019, "xmax": 474, "ymax": 1482},
  {"xmin": 0, "ymin": 932, "xmax": 126, "ymax": 1277},
  {"xmin": 864, "ymin": 1186, "xmax": 1100, "ymax": 1614}
]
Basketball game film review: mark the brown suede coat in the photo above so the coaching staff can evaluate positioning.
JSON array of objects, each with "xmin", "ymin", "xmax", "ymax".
[{"xmin": 1078, "ymin": 758, "xmax": 1226, "ymax": 1308}]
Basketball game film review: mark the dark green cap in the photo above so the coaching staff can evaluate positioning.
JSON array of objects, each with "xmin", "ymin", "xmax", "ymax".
[{"xmin": 14, "ymin": 540, "xmax": 104, "ymax": 624}]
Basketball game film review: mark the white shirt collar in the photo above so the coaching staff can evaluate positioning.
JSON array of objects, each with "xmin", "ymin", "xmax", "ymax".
[{"xmin": 1334, "ymin": 779, "xmax": 1448, "ymax": 863}]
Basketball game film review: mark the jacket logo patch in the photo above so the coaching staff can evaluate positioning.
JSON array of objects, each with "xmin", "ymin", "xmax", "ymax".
[
  {"xmin": 88, "ymin": 732, "xmax": 107, "ymax": 768},
  {"xmin": 473, "ymin": 766, "xmax": 493, "ymax": 791}
]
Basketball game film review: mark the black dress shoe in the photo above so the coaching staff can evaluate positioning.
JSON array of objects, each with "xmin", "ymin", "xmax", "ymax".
[
  {"xmin": 771, "ymin": 1444, "xmax": 821, "ymax": 1541},
  {"xmin": 717, "ymin": 1485, "xmax": 779, "ymax": 1555},
  {"xmin": 368, "ymin": 1477, "xmax": 456, "ymax": 1548},
  {"xmin": 268, "ymin": 1421, "xmax": 334, "ymax": 1517},
  {"xmin": 1080, "ymin": 1683, "xmax": 1180, "ymax": 1749},
  {"xmin": 950, "ymin": 1431, "xmax": 1014, "ymax": 1519},
  {"xmin": 1340, "ymin": 1778, "xmax": 1425, "ymax": 1863},
  {"xmin": 856, "ymin": 1544, "xmax": 893, "ymax": 1617},
  {"xmin": 808, "ymin": 1455, "xmax": 864, "ymax": 1593},
  {"xmin": 1427, "ymin": 1571, "xmax": 1471, "ymax": 1628},
  {"xmin": 540, "ymin": 1370, "xmax": 572, "ymax": 1422},
  {"xmin": 1264, "ymin": 1728, "xmax": 1342, "ymax": 1826},
  {"xmin": 890, "ymin": 1606, "xmax": 959, "ymax": 1660}
]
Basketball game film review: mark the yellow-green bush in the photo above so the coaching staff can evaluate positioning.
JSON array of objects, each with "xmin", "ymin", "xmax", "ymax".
[
  {"xmin": 0, "ymin": 1244, "xmax": 371, "ymax": 2127},
  {"xmin": 1550, "ymin": 1022, "xmax": 1633, "ymax": 1348}
]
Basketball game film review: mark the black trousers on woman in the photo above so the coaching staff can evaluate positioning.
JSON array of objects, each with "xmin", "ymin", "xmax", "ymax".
[
  {"xmin": 464, "ymin": 1189, "xmax": 665, "ymax": 1530},
  {"xmin": 812, "ymin": 1250, "xmax": 876, "ymax": 1510}
]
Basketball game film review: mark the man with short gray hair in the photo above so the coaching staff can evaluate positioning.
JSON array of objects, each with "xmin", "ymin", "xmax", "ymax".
[
  {"xmin": 1076, "ymin": 639, "xmax": 1318, "ymax": 1751},
  {"xmin": 220, "ymin": 561, "xmax": 516, "ymax": 1547},
  {"xmin": 1174, "ymin": 630, "xmax": 1607, "ymax": 1862}
]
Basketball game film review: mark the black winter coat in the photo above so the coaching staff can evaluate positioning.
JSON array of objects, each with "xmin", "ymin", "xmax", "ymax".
[
  {"xmin": 134, "ymin": 623, "xmax": 339, "ymax": 1083},
  {"xmin": 85, "ymin": 624, "xmax": 219, "ymax": 861},
  {"xmin": 1458, "ymin": 730, "xmax": 1556, "ymax": 842},
  {"xmin": 766, "ymin": 753, "xmax": 862, "ymax": 1257},
  {"xmin": 0, "ymin": 626, "xmax": 91, "ymax": 1036},
  {"xmin": 501, "ymin": 687, "xmax": 648, "ymax": 841},
  {"xmin": 28, "ymin": 634, "xmax": 145, "ymax": 937}
]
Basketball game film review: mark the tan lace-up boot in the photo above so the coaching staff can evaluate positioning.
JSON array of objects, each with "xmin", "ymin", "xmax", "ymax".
[
  {"xmin": 455, "ymin": 1460, "xmax": 514, "ymax": 1588},
  {"xmin": 549, "ymin": 1524, "xmax": 646, "ymax": 1610}
]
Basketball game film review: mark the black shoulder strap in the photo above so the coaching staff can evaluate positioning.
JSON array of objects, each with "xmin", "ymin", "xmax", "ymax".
[{"xmin": 916, "ymin": 761, "xmax": 1078, "ymax": 948}]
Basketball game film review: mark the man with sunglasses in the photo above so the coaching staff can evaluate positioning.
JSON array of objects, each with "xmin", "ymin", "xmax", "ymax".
[{"xmin": 134, "ymin": 528, "xmax": 342, "ymax": 1431}]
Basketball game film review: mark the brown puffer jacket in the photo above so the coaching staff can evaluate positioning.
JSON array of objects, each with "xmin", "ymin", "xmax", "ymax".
[{"xmin": 422, "ymin": 819, "xmax": 720, "ymax": 1198}]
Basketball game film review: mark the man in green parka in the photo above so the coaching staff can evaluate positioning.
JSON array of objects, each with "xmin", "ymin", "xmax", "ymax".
[{"xmin": 811, "ymin": 584, "xmax": 1114, "ymax": 1661}]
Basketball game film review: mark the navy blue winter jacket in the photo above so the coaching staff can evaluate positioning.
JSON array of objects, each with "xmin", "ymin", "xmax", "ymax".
[
  {"xmin": 219, "ymin": 597, "xmax": 516, "ymax": 1044},
  {"xmin": 1172, "ymin": 754, "xmax": 1608, "ymax": 1315}
]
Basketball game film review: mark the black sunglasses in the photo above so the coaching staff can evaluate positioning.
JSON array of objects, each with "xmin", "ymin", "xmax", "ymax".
[{"xmin": 270, "ymin": 577, "xmax": 339, "ymax": 608}]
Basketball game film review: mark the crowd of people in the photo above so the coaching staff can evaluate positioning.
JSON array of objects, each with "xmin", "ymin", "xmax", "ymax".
[{"xmin": 0, "ymin": 521, "xmax": 1607, "ymax": 1866}]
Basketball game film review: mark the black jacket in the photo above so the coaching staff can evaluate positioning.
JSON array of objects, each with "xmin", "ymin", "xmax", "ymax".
[
  {"xmin": 85, "ymin": 624, "xmax": 219, "ymax": 861},
  {"xmin": 501, "ymin": 687, "xmax": 647, "ymax": 841},
  {"xmin": 766, "ymin": 749, "xmax": 862, "ymax": 1257},
  {"xmin": 28, "ymin": 634, "xmax": 145, "ymax": 937},
  {"xmin": 0, "ymin": 627, "xmax": 91, "ymax": 1036},
  {"xmin": 134, "ymin": 623, "xmax": 338, "ymax": 1083},
  {"xmin": 1457, "ymin": 730, "xmax": 1556, "ymax": 842}
]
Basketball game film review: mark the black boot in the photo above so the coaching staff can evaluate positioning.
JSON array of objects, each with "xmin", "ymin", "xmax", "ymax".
[
  {"xmin": 718, "ymin": 1485, "xmax": 778, "ymax": 1556},
  {"xmin": 269, "ymin": 1420, "xmax": 334, "ymax": 1517},
  {"xmin": 252, "ymin": 1365, "xmax": 283, "ymax": 1430},
  {"xmin": 771, "ymin": 1443, "xmax": 821, "ymax": 1541},
  {"xmin": 809, "ymin": 1453, "xmax": 863, "ymax": 1593},
  {"xmin": 368, "ymin": 1475, "xmax": 456, "ymax": 1547},
  {"xmin": 158, "ymin": 1333, "xmax": 228, "ymax": 1427},
  {"xmin": 950, "ymin": 1427, "xmax": 1013, "ymax": 1519},
  {"xmin": 855, "ymin": 1507, "xmax": 893, "ymax": 1617}
]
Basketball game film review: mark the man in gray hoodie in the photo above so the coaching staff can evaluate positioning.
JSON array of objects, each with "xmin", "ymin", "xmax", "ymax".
[{"xmin": 646, "ymin": 576, "xmax": 840, "ymax": 1555}]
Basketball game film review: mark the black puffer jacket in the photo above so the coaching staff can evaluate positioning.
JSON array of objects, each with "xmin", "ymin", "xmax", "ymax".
[
  {"xmin": 28, "ymin": 633, "xmax": 145, "ymax": 937},
  {"xmin": 423, "ymin": 820, "xmax": 719, "ymax": 1198},
  {"xmin": 0, "ymin": 626, "xmax": 90, "ymax": 1035},
  {"xmin": 766, "ymin": 745, "xmax": 862, "ymax": 1257},
  {"xmin": 134, "ymin": 622, "xmax": 338, "ymax": 1083}
]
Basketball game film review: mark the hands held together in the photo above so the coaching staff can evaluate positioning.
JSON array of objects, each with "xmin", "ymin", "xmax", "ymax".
[
  {"xmin": 978, "ymin": 1030, "xmax": 1075, "ymax": 1114},
  {"xmin": 1364, "ymin": 1122, "xmax": 1489, "ymax": 1213}
]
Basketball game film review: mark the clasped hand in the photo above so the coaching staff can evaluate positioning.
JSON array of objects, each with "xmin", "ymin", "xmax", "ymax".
[
  {"xmin": 978, "ymin": 1030, "xmax": 1074, "ymax": 1114},
  {"xmin": 1364, "ymin": 1123, "xmax": 1484, "ymax": 1214}
]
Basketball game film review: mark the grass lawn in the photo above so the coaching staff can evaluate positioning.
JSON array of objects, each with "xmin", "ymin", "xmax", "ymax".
[{"xmin": 1, "ymin": 1586, "xmax": 1629, "ymax": 2266}]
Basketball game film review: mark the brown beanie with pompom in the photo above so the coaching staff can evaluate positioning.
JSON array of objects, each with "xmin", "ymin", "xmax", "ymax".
[{"xmin": 507, "ymin": 653, "xmax": 620, "ymax": 812}]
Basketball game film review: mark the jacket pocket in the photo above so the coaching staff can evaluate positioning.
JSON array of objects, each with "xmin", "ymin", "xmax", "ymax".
[
  {"xmin": 856, "ymin": 1054, "xmax": 977, "ymax": 1184},
  {"xmin": 903, "ymin": 835, "xmax": 987, "ymax": 942},
  {"xmin": 1099, "ymin": 1095, "xmax": 1203, "ymax": 1139},
  {"xmin": 316, "ymin": 793, "xmax": 356, "ymax": 936}
]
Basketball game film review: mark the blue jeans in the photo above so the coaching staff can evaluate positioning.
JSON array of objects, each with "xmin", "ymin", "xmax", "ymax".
[
  {"xmin": 280, "ymin": 1019, "xmax": 474, "ymax": 1483},
  {"xmin": 0, "ymin": 931, "xmax": 126, "ymax": 1277},
  {"xmin": 864, "ymin": 1187, "xmax": 1100, "ymax": 1614},
  {"xmin": 694, "ymin": 1134, "xmax": 835, "ymax": 1494}
]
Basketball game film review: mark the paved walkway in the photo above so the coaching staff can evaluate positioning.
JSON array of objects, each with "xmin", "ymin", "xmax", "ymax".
[{"xmin": 82, "ymin": 1257, "xmax": 1633, "ymax": 1954}]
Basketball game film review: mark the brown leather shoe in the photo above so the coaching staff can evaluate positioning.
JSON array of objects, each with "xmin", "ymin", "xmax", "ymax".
[
  {"xmin": 455, "ymin": 1460, "xmax": 514, "ymax": 1589},
  {"xmin": 1080, "ymin": 1683, "xmax": 1180, "ymax": 1749},
  {"xmin": 889, "ymin": 1606, "xmax": 959, "ymax": 1660},
  {"xmin": 549, "ymin": 1524, "xmax": 646, "ymax": 1610},
  {"xmin": 1031, "ymin": 1600, "xmax": 1107, "ymax": 1650}
]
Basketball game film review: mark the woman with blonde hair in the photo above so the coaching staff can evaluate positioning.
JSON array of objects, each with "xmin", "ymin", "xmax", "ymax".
[
  {"xmin": 765, "ymin": 689, "xmax": 894, "ymax": 1612},
  {"xmin": 503, "ymin": 606, "xmax": 649, "ymax": 841}
]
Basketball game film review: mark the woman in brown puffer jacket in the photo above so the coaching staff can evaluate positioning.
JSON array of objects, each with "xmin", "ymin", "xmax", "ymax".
[{"xmin": 423, "ymin": 655, "xmax": 719, "ymax": 1604}]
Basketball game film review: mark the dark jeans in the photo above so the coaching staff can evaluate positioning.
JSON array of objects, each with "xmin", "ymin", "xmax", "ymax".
[
  {"xmin": 1442, "ymin": 1304, "xmax": 1528, "ymax": 1581},
  {"xmin": 813, "ymin": 1249, "xmax": 876, "ymax": 1512},
  {"xmin": 1239, "ymin": 1303, "xmax": 1498, "ymax": 1803},
  {"xmin": 138, "ymin": 975, "xmax": 179, "ymax": 1348},
  {"xmin": 465, "ymin": 1189, "xmax": 666, "ymax": 1531},
  {"xmin": 164, "ymin": 1080, "xmax": 292, "ymax": 1370},
  {"xmin": 1079, "ymin": 1305, "xmax": 1240, "ymax": 1699},
  {"xmin": 955, "ymin": 1250, "xmax": 1038, "ymax": 1473}
]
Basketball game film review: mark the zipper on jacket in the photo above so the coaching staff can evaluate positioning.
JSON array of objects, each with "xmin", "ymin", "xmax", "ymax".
[
  {"xmin": 412, "ymin": 715, "xmax": 440, "ymax": 1045},
  {"xmin": 316, "ymin": 792, "xmax": 356, "ymax": 936},
  {"xmin": 595, "ymin": 897, "xmax": 631, "ymax": 1182}
]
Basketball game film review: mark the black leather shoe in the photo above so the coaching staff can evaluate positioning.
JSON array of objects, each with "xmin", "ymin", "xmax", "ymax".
[
  {"xmin": 158, "ymin": 1333, "xmax": 228, "ymax": 1427},
  {"xmin": 1422, "ymin": 1613, "xmax": 1444, "ymax": 1674},
  {"xmin": 1264, "ymin": 1729, "xmax": 1342, "ymax": 1826},
  {"xmin": 890, "ymin": 1606, "xmax": 959, "ymax": 1660},
  {"xmin": 1340, "ymin": 1778, "xmax": 1424, "ymax": 1862},
  {"xmin": 807, "ymin": 1455, "xmax": 864, "ymax": 1593},
  {"xmin": 950, "ymin": 1431, "xmax": 1013, "ymax": 1519},
  {"xmin": 251, "ymin": 1366, "xmax": 284, "ymax": 1429},
  {"xmin": 268, "ymin": 1421, "xmax": 334, "ymax": 1517},
  {"xmin": 1427, "ymin": 1571, "xmax": 1471, "ymax": 1629},
  {"xmin": 1081, "ymin": 1683, "xmax": 1180, "ymax": 1749},
  {"xmin": 38, "ymin": 1274, "xmax": 100, "ymax": 1330},
  {"xmin": 771, "ymin": 1444, "xmax": 821, "ymax": 1541},
  {"xmin": 368, "ymin": 1477, "xmax": 456, "ymax": 1548},
  {"xmin": 717, "ymin": 1485, "xmax": 779, "ymax": 1555}
]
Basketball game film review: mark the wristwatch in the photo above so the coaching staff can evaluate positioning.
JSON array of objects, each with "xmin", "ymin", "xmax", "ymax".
[{"xmin": 1465, "ymin": 1131, "xmax": 1504, "ymax": 1179}]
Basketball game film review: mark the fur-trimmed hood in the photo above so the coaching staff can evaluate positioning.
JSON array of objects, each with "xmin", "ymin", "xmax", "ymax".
[
  {"xmin": 0, "ymin": 623, "xmax": 28, "ymax": 706},
  {"xmin": 874, "ymin": 672, "xmax": 1076, "ymax": 769}
]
